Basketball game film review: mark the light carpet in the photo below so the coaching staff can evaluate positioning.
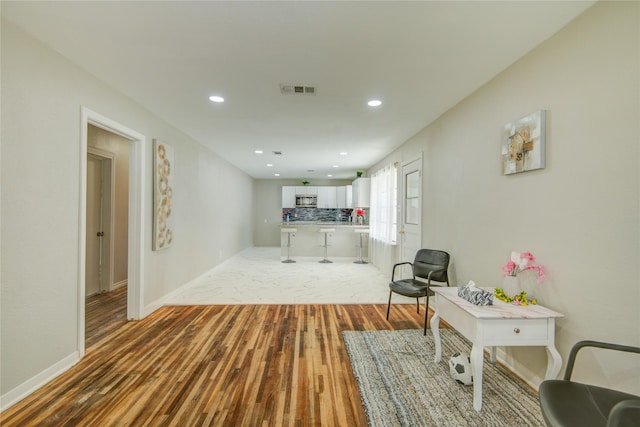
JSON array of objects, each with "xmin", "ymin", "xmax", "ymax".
[{"xmin": 343, "ymin": 329, "xmax": 545, "ymax": 427}]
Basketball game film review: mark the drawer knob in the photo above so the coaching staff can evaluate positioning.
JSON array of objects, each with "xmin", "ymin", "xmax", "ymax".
[{"xmin": 514, "ymin": 328, "xmax": 521, "ymax": 334}]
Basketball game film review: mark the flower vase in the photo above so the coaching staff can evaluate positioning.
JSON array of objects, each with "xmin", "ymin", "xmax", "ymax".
[
  {"xmin": 502, "ymin": 276, "xmax": 521, "ymax": 297},
  {"xmin": 358, "ymin": 216, "xmax": 363, "ymax": 225}
]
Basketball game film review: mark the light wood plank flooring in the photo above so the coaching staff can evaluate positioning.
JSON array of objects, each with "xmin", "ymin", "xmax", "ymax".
[
  {"xmin": 1, "ymin": 299, "xmax": 425, "ymax": 426},
  {"xmin": 85, "ymin": 286, "xmax": 128, "ymax": 348}
]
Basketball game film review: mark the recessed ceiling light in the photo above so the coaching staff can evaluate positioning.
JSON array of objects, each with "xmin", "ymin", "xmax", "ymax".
[
  {"xmin": 327, "ymin": 174, "xmax": 333, "ymax": 177},
  {"xmin": 333, "ymin": 165, "xmax": 339, "ymax": 168},
  {"xmin": 255, "ymin": 150, "xmax": 263, "ymax": 154},
  {"xmin": 340, "ymin": 152, "xmax": 348, "ymax": 156},
  {"xmin": 368, "ymin": 99, "xmax": 382, "ymax": 107},
  {"xmin": 274, "ymin": 173, "xmax": 280, "ymax": 177},
  {"xmin": 266, "ymin": 164, "xmax": 273, "ymax": 167},
  {"xmin": 209, "ymin": 95, "xmax": 225, "ymax": 103}
]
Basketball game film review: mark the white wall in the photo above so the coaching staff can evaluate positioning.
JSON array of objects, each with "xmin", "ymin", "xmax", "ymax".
[
  {"xmin": 370, "ymin": 1, "xmax": 639, "ymax": 393},
  {"xmin": 0, "ymin": 20, "xmax": 253, "ymax": 400}
]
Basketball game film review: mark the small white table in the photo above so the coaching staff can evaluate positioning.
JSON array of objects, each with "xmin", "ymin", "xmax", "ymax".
[{"xmin": 430, "ymin": 287, "xmax": 564, "ymax": 411}]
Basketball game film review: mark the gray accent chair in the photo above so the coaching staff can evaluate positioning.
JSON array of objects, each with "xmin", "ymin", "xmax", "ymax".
[
  {"xmin": 539, "ymin": 340, "xmax": 640, "ymax": 427},
  {"xmin": 386, "ymin": 249, "xmax": 450, "ymax": 335}
]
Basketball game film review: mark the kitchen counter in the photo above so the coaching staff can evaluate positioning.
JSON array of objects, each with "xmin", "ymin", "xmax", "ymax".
[
  {"xmin": 281, "ymin": 221, "xmax": 368, "ymax": 228},
  {"xmin": 280, "ymin": 222, "xmax": 369, "ymax": 259}
]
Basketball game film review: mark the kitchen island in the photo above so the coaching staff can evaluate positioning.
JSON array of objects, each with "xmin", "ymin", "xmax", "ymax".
[{"xmin": 281, "ymin": 222, "xmax": 369, "ymax": 260}]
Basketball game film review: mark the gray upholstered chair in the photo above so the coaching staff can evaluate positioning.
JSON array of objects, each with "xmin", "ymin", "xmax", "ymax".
[
  {"xmin": 386, "ymin": 249, "xmax": 450, "ymax": 335},
  {"xmin": 539, "ymin": 340, "xmax": 640, "ymax": 427}
]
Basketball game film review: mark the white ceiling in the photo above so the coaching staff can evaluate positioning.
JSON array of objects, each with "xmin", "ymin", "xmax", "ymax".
[{"xmin": 2, "ymin": 1, "xmax": 594, "ymax": 180}]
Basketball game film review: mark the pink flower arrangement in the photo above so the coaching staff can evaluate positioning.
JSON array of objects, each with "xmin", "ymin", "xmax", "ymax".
[
  {"xmin": 501, "ymin": 251, "xmax": 545, "ymax": 283},
  {"xmin": 355, "ymin": 208, "xmax": 366, "ymax": 217}
]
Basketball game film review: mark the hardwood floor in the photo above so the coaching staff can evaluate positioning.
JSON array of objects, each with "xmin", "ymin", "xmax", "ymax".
[
  {"xmin": 1, "ymin": 301, "xmax": 425, "ymax": 426},
  {"xmin": 85, "ymin": 286, "xmax": 128, "ymax": 348}
]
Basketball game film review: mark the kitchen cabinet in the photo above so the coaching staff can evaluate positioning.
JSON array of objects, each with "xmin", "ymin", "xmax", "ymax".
[
  {"xmin": 352, "ymin": 178, "xmax": 371, "ymax": 207},
  {"xmin": 336, "ymin": 186, "xmax": 347, "ymax": 209},
  {"xmin": 282, "ymin": 186, "xmax": 296, "ymax": 208},
  {"xmin": 295, "ymin": 186, "xmax": 317, "ymax": 195},
  {"xmin": 317, "ymin": 186, "xmax": 337, "ymax": 208},
  {"xmin": 284, "ymin": 185, "xmax": 353, "ymax": 209}
]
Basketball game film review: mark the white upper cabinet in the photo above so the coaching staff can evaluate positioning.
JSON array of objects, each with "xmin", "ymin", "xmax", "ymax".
[
  {"xmin": 352, "ymin": 178, "xmax": 371, "ymax": 207},
  {"xmin": 317, "ymin": 186, "xmax": 337, "ymax": 208},
  {"xmin": 295, "ymin": 186, "xmax": 317, "ymax": 195},
  {"xmin": 283, "ymin": 185, "xmax": 352, "ymax": 209},
  {"xmin": 336, "ymin": 186, "xmax": 347, "ymax": 209},
  {"xmin": 282, "ymin": 186, "xmax": 296, "ymax": 208}
]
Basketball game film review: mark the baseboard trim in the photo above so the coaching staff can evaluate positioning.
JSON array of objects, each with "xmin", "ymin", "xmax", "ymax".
[
  {"xmin": 111, "ymin": 279, "xmax": 128, "ymax": 291},
  {"xmin": 142, "ymin": 299, "xmax": 165, "ymax": 318},
  {"xmin": 143, "ymin": 281, "xmax": 188, "ymax": 317},
  {"xmin": 494, "ymin": 347, "xmax": 543, "ymax": 391},
  {"xmin": 142, "ymin": 261, "xmax": 234, "ymax": 316},
  {"xmin": 0, "ymin": 351, "xmax": 80, "ymax": 412}
]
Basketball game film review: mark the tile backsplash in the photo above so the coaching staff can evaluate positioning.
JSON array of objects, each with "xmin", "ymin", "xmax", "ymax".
[{"xmin": 282, "ymin": 208, "xmax": 356, "ymax": 222}]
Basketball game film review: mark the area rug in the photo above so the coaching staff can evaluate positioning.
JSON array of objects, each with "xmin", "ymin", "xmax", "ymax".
[{"xmin": 343, "ymin": 329, "xmax": 545, "ymax": 427}]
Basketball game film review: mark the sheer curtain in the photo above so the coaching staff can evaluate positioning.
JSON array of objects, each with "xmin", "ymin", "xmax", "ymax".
[{"xmin": 368, "ymin": 163, "xmax": 398, "ymax": 273}]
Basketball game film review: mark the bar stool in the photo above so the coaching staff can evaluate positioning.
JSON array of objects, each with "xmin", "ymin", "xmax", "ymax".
[
  {"xmin": 318, "ymin": 228, "xmax": 335, "ymax": 263},
  {"xmin": 281, "ymin": 228, "xmax": 297, "ymax": 263},
  {"xmin": 354, "ymin": 228, "xmax": 369, "ymax": 264}
]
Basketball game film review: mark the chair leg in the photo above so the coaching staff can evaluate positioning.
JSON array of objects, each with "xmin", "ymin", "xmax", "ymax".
[
  {"xmin": 423, "ymin": 294, "xmax": 431, "ymax": 335},
  {"xmin": 386, "ymin": 291, "xmax": 393, "ymax": 320},
  {"xmin": 423, "ymin": 302, "xmax": 429, "ymax": 336},
  {"xmin": 416, "ymin": 298, "xmax": 420, "ymax": 314}
]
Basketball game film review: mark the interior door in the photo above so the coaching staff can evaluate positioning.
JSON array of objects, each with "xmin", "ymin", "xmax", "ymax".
[
  {"xmin": 400, "ymin": 158, "xmax": 422, "ymax": 265},
  {"xmin": 86, "ymin": 154, "xmax": 103, "ymax": 297}
]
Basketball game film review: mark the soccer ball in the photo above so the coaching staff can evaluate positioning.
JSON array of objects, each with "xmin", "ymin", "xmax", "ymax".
[{"xmin": 448, "ymin": 352, "xmax": 473, "ymax": 385}]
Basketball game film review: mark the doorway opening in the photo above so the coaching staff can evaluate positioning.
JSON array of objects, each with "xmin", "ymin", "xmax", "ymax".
[
  {"xmin": 79, "ymin": 107, "xmax": 146, "ymax": 358},
  {"xmin": 85, "ymin": 126, "xmax": 130, "ymax": 347}
]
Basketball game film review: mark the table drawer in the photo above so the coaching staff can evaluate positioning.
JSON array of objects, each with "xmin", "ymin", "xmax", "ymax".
[{"xmin": 483, "ymin": 318, "xmax": 548, "ymax": 345}]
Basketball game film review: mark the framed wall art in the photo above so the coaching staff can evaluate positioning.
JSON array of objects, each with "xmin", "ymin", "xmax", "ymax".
[
  {"xmin": 153, "ymin": 139, "xmax": 174, "ymax": 250},
  {"xmin": 502, "ymin": 110, "xmax": 546, "ymax": 175}
]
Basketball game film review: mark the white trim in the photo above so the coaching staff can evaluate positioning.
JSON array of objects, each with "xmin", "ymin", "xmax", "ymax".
[
  {"xmin": 112, "ymin": 279, "xmax": 128, "ymax": 290},
  {"xmin": 143, "ymin": 299, "xmax": 168, "ymax": 318},
  {"xmin": 0, "ymin": 352, "xmax": 80, "ymax": 412},
  {"xmin": 79, "ymin": 107, "xmax": 146, "ymax": 360},
  {"xmin": 494, "ymin": 349, "xmax": 543, "ymax": 391},
  {"xmin": 143, "ymin": 254, "xmax": 240, "ymax": 314}
]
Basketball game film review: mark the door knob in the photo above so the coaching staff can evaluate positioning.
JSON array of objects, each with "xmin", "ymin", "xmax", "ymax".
[{"xmin": 97, "ymin": 231, "xmax": 104, "ymax": 237}]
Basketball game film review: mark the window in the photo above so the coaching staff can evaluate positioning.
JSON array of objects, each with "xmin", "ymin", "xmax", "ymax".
[{"xmin": 369, "ymin": 163, "xmax": 397, "ymax": 244}]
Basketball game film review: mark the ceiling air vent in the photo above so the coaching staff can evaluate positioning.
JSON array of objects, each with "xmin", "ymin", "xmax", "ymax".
[
  {"xmin": 273, "ymin": 151, "xmax": 283, "ymax": 155},
  {"xmin": 280, "ymin": 84, "xmax": 316, "ymax": 95}
]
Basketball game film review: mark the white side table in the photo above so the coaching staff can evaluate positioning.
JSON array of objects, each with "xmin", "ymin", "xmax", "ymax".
[{"xmin": 430, "ymin": 286, "xmax": 564, "ymax": 411}]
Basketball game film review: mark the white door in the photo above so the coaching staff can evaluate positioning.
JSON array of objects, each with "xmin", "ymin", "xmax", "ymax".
[
  {"xmin": 86, "ymin": 155, "xmax": 104, "ymax": 297},
  {"xmin": 400, "ymin": 158, "xmax": 422, "ymax": 265}
]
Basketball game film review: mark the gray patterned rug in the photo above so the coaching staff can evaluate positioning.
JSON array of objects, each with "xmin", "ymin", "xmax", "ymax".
[{"xmin": 343, "ymin": 329, "xmax": 545, "ymax": 427}]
